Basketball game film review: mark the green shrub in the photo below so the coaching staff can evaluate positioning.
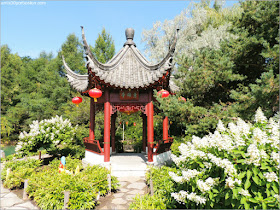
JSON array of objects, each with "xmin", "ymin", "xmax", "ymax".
[
  {"xmin": 130, "ymin": 194, "xmax": 166, "ymax": 210},
  {"xmin": 169, "ymin": 108, "xmax": 280, "ymax": 209},
  {"xmin": 130, "ymin": 166, "xmax": 179, "ymax": 209},
  {"xmin": 26, "ymin": 157, "xmax": 118, "ymax": 210},
  {"xmin": 1, "ymin": 159, "xmax": 42, "ymax": 189},
  {"xmin": 15, "ymin": 116, "xmax": 85, "ymax": 158}
]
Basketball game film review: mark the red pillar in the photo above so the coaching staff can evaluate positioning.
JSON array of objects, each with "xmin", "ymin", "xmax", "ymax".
[
  {"xmin": 111, "ymin": 113, "xmax": 117, "ymax": 153},
  {"xmin": 142, "ymin": 114, "xmax": 147, "ymax": 152},
  {"xmin": 104, "ymin": 90, "xmax": 111, "ymax": 162},
  {"xmin": 163, "ymin": 116, "xmax": 168, "ymax": 141},
  {"xmin": 89, "ymin": 98, "xmax": 95, "ymax": 140},
  {"xmin": 147, "ymin": 91, "xmax": 154, "ymax": 162}
]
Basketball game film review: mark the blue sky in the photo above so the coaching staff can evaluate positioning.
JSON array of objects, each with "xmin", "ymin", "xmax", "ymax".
[{"xmin": 1, "ymin": 0, "xmax": 239, "ymax": 59}]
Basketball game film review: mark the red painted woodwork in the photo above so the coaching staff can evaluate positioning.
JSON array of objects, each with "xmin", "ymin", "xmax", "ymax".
[
  {"xmin": 83, "ymin": 137, "xmax": 104, "ymax": 154},
  {"xmin": 104, "ymin": 90, "xmax": 111, "ymax": 162},
  {"xmin": 163, "ymin": 116, "xmax": 168, "ymax": 140},
  {"xmin": 153, "ymin": 137, "xmax": 173, "ymax": 155},
  {"xmin": 72, "ymin": 96, "xmax": 82, "ymax": 106},
  {"xmin": 111, "ymin": 113, "xmax": 117, "ymax": 152},
  {"xmin": 89, "ymin": 88, "xmax": 102, "ymax": 102},
  {"xmin": 89, "ymin": 98, "xmax": 95, "ymax": 140},
  {"xmin": 118, "ymin": 105, "xmax": 139, "ymax": 115},
  {"xmin": 142, "ymin": 114, "xmax": 147, "ymax": 152},
  {"xmin": 147, "ymin": 91, "xmax": 154, "ymax": 162}
]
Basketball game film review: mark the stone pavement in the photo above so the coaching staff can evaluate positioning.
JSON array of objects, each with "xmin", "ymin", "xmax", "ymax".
[
  {"xmin": 0, "ymin": 183, "xmax": 39, "ymax": 210},
  {"xmin": 96, "ymin": 176, "xmax": 147, "ymax": 210}
]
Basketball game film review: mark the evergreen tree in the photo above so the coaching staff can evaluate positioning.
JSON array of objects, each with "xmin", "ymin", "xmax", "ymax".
[
  {"xmin": 90, "ymin": 28, "xmax": 115, "ymax": 63},
  {"xmin": 146, "ymin": 1, "xmax": 279, "ymax": 137}
]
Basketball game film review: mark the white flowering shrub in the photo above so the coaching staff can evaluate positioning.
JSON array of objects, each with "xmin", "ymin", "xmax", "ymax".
[
  {"xmin": 16, "ymin": 116, "xmax": 85, "ymax": 158},
  {"xmin": 170, "ymin": 108, "xmax": 279, "ymax": 209}
]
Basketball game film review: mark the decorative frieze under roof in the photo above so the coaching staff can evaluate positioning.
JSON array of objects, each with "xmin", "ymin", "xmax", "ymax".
[{"xmin": 63, "ymin": 27, "xmax": 179, "ymax": 92}]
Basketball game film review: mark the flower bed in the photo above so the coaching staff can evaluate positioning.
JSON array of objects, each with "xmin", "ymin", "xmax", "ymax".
[
  {"xmin": 1, "ymin": 157, "xmax": 118, "ymax": 209},
  {"xmin": 130, "ymin": 108, "xmax": 280, "ymax": 209}
]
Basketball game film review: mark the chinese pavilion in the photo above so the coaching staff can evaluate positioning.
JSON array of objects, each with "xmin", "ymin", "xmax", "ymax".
[{"xmin": 62, "ymin": 27, "xmax": 179, "ymax": 164}]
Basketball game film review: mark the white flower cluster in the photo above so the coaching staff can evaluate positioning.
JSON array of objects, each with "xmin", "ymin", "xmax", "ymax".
[
  {"xmin": 169, "ymin": 169, "xmax": 201, "ymax": 184},
  {"xmin": 208, "ymin": 154, "xmax": 237, "ymax": 176},
  {"xmin": 264, "ymin": 172, "xmax": 278, "ymax": 182},
  {"xmin": 170, "ymin": 108, "xmax": 279, "ymax": 206},
  {"xmin": 254, "ymin": 107, "xmax": 267, "ymax": 123},
  {"xmin": 271, "ymin": 152, "xmax": 280, "ymax": 169},
  {"xmin": 238, "ymin": 189, "xmax": 251, "ymax": 197},
  {"xmin": 16, "ymin": 115, "xmax": 74, "ymax": 152},
  {"xmin": 253, "ymin": 128, "xmax": 270, "ymax": 145},
  {"xmin": 274, "ymin": 194, "xmax": 280, "ymax": 202},
  {"xmin": 225, "ymin": 177, "xmax": 241, "ymax": 189},
  {"xmin": 171, "ymin": 191, "xmax": 206, "ymax": 205},
  {"xmin": 245, "ymin": 144, "xmax": 261, "ymax": 166},
  {"xmin": 197, "ymin": 177, "xmax": 217, "ymax": 193}
]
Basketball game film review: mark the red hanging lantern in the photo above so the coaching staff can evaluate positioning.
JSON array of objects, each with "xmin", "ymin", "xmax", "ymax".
[
  {"xmin": 133, "ymin": 122, "xmax": 136, "ymax": 126},
  {"xmin": 158, "ymin": 89, "xmax": 170, "ymax": 98},
  {"xmin": 72, "ymin": 96, "xmax": 82, "ymax": 107},
  {"xmin": 179, "ymin": 96, "xmax": 186, "ymax": 102},
  {"xmin": 89, "ymin": 88, "xmax": 102, "ymax": 102}
]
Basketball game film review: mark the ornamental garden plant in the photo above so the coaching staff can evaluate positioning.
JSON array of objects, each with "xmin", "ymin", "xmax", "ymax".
[
  {"xmin": 15, "ymin": 115, "xmax": 85, "ymax": 159},
  {"xmin": 131, "ymin": 108, "xmax": 280, "ymax": 209},
  {"xmin": 1, "ymin": 157, "xmax": 118, "ymax": 209}
]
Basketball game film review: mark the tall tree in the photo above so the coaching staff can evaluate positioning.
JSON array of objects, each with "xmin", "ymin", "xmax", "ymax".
[
  {"xmin": 145, "ymin": 1, "xmax": 279, "ymax": 137},
  {"xmin": 90, "ymin": 28, "xmax": 115, "ymax": 63}
]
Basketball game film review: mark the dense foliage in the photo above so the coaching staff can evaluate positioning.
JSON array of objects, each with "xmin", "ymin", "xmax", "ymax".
[
  {"xmin": 1, "ymin": 28, "xmax": 115, "ymax": 144},
  {"xmin": 1, "ymin": 159, "xmax": 42, "ymax": 189},
  {"xmin": 130, "ymin": 166, "xmax": 179, "ymax": 210},
  {"xmin": 169, "ymin": 108, "xmax": 279, "ymax": 209},
  {"xmin": 15, "ymin": 115, "xmax": 85, "ymax": 159},
  {"xmin": 1, "ymin": 157, "xmax": 118, "ymax": 210},
  {"xmin": 147, "ymin": 1, "xmax": 279, "ymax": 138},
  {"xmin": 130, "ymin": 109, "xmax": 280, "ymax": 209}
]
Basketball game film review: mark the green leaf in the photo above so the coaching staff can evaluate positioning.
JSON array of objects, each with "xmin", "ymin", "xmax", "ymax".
[
  {"xmin": 262, "ymin": 201, "xmax": 267, "ymax": 209},
  {"xmin": 252, "ymin": 175, "xmax": 260, "ymax": 185},
  {"xmin": 252, "ymin": 167, "xmax": 259, "ymax": 176},
  {"xmin": 238, "ymin": 171, "xmax": 246, "ymax": 180},
  {"xmin": 248, "ymin": 197, "xmax": 258, "ymax": 203},
  {"xmin": 244, "ymin": 179, "xmax": 251, "ymax": 190},
  {"xmin": 247, "ymin": 170, "xmax": 252, "ymax": 179},
  {"xmin": 244, "ymin": 201, "xmax": 250, "ymax": 209},
  {"xmin": 232, "ymin": 188, "xmax": 238, "ymax": 198},
  {"xmin": 225, "ymin": 192, "xmax": 230, "ymax": 200},
  {"xmin": 272, "ymin": 185, "xmax": 279, "ymax": 194}
]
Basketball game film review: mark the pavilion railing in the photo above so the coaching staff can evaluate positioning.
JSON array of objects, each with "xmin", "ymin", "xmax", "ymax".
[
  {"xmin": 83, "ymin": 137, "xmax": 104, "ymax": 155},
  {"xmin": 153, "ymin": 137, "xmax": 173, "ymax": 155}
]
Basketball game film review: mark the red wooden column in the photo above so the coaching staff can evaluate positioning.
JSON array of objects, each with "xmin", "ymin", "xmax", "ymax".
[
  {"xmin": 147, "ymin": 91, "xmax": 154, "ymax": 162},
  {"xmin": 89, "ymin": 98, "xmax": 95, "ymax": 140},
  {"xmin": 163, "ymin": 116, "xmax": 168, "ymax": 141},
  {"xmin": 142, "ymin": 114, "xmax": 147, "ymax": 152},
  {"xmin": 104, "ymin": 90, "xmax": 111, "ymax": 162},
  {"xmin": 111, "ymin": 113, "xmax": 117, "ymax": 153}
]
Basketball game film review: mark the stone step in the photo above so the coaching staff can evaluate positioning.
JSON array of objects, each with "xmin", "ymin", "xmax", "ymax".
[{"xmin": 112, "ymin": 170, "xmax": 146, "ymax": 177}]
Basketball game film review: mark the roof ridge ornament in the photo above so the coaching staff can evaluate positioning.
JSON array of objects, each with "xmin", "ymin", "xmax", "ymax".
[{"xmin": 124, "ymin": 28, "xmax": 136, "ymax": 47}]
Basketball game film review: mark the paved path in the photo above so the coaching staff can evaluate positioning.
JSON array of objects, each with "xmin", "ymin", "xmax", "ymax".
[
  {"xmin": 96, "ymin": 176, "xmax": 147, "ymax": 210},
  {"xmin": 110, "ymin": 153, "xmax": 148, "ymax": 177},
  {"xmin": 0, "ymin": 183, "xmax": 39, "ymax": 210}
]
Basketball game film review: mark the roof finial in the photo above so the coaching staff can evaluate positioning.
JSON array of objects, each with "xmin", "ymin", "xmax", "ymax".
[{"xmin": 124, "ymin": 28, "xmax": 136, "ymax": 47}]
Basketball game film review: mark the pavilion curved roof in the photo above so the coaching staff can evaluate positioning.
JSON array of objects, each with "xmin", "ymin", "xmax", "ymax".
[{"xmin": 63, "ymin": 27, "xmax": 179, "ymax": 92}]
